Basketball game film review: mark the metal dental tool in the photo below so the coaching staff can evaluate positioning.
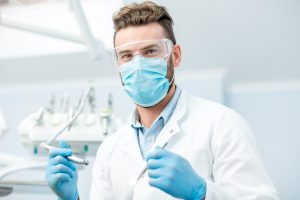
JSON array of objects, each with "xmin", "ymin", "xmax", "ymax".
[
  {"xmin": 47, "ymin": 94, "xmax": 56, "ymax": 114},
  {"xmin": 40, "ymin": 84, "xmax": 94, "ymax": 165},
  {"xmin": 60, "ymin": 93, "xmax": 70, "ymax": 113},
  {"xmin": 99, "ymin": 93, "xmax": 113, "ymax": 136},
  {"xmin": 67, "ymin": 107, "xmax": 75, "ymax": 131},
  {"xmin": 108, "ymin": 93, "xmax": 113, "ymax": 111},
  {"xmin": 33, "ymin": 107, "xmax": 45, "ymax": 125},
  {"xmin": 88, "ymin": 87, "xmax": 96, "ymax": 113},
  {"xmin": 28, "ymin": 107, "xmax": 45, "ymax": 134},
  {"xmin": 99, "ymin": 108, "xmax": 111, "ymax": 136},
  {"xmin": 128, "ymin": 142, "xmax": 169, "ymax": 186},
  {"xmin": 40, "ymin": 143, "xmax": 89, "ymax": 165}
]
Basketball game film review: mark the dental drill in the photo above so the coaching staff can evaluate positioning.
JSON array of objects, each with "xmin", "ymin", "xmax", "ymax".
[{"xmin": 40, "ymin": 84, "xmax": 94, "ymax": 165}]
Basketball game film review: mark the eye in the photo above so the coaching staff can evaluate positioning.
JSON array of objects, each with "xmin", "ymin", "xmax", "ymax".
[
  {"xmin": 144, "ymin": 48, "xmax": 158, "ymax": 56},
  {"xmin": 120, "ymin": 53, "xmax": 133, "ymax": 61}
]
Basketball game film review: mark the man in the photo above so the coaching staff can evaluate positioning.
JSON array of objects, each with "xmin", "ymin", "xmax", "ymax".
[{"xmin": 46, "ymin": 1, "xmax": 279, "ymax": 200}]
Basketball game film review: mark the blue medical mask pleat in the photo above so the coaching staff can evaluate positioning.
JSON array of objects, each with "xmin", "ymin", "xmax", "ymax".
[{"xmin": 119, "ymin": 56, "xmax": 171, "ymax": 107}]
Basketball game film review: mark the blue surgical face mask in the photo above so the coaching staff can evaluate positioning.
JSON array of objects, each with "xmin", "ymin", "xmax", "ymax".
[{"xmin": 119, "ymin": 55, "xmax": 173, "ymax": 107}]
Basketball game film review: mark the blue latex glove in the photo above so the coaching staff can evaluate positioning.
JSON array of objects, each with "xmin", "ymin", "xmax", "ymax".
[
  {"xmin": 46, "ymin": 141, "xmax": 79, "ymax": 200},
  {"xmin": 146, "ymin": 147, "xmax": 206, "ymax": 200}
]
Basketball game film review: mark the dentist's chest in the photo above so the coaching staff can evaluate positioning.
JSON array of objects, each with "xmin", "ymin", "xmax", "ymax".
[{"xmin": 107, "ymin": 121, "xmax": 214, "ymax": 200}]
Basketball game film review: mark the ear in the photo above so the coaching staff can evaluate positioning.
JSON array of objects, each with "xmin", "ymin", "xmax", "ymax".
[{"xmin": 171, "ymin": 44, "xmax": 181, "ymax": 68}]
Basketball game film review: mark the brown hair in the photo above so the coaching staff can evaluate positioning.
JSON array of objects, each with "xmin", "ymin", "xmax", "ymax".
[{"xmin": 112, "ymin": 1, "xmax": 176, "ymax": 46}]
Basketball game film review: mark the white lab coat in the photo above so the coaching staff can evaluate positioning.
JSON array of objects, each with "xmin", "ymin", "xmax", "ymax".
[{"xmin": 90, "ymin": 91, "xmax": 278, "ymax": 200}]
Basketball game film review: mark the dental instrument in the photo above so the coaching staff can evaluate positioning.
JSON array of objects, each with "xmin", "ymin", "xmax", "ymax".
[
  {"xmin": 39, "ymin": 84, "xmax": 94, "ymax": 165},
  {"xmin": 40, "ymin": 143, "xmax": 89, "ymax": 165},
  {"xmin": 128, "ymin": 142, "xmax": 168, "ymax": 186}
]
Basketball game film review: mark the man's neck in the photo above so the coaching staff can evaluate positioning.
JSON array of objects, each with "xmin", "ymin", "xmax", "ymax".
[{"xmin": 136, "ymin": 84, "xmax": 176, "ymax": 128}]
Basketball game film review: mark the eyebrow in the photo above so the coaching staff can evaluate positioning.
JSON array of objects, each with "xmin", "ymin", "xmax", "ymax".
[
  {"xmin": 140, "ymin": 44, "xmax": 159, "ymax": 51},
  {"xmin": 117, "ymin": 49, "xmax": 132, "ymax": 55},
  {"xmin": 117, "ymin": 44, "xmax": 160, "ymax": 55}
]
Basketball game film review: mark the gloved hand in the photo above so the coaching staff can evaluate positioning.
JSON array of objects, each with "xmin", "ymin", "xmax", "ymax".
[
  {"xmin": 46, "ymin": 141, "xmax": 79, "ymax": 200},
  {"xmin": 146, "ymin": 147, "xmax": 206, "ymax": 200}
]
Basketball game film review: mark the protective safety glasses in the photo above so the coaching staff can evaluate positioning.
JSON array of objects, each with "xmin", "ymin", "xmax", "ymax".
[{"xmin": 111, "ymin": 39, "xmax": 174, "ymax": 66}]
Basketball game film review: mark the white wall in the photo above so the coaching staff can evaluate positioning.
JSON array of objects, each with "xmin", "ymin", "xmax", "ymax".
[
  {"xmin": 226, "ymin": 81, "xmax": 300, "ymax": 200},
  {"xmin": 162, "ymin": 0, "xmax": 300, "ymax": 83}
]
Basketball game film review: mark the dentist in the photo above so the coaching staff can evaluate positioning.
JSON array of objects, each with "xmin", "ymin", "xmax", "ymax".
[{"xmin": 46, "ymin": 1, "xmax": 279, "ymax": 200}]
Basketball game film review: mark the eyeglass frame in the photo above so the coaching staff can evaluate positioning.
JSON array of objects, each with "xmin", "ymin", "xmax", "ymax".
[{"xmin": 111, "ymin": 38, "xmax": 174, "ymax": 66}]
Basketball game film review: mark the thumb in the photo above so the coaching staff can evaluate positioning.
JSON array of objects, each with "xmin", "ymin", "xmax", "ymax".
[
  {"xmin": 59, "ymin": 140, "xmax": 70, "ymax": 149},
  {"xmin": 155, "ymin": 146, "xmax": 162, "ymax": 150}
]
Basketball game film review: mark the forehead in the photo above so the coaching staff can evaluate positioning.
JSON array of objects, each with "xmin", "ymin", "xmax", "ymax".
[{"xmin": 115, "ymin": 23, "xmax": 166, "ymax": 47}]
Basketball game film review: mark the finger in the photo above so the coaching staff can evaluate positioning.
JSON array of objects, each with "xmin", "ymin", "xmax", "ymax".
[
  {"xmin": 146, "ymin": 148, "xmax": 168, "ymax": 161},
  {"xmin": 148, "ymin": 176, "xmax": 169, "ymax": 191},
  {"xmin": 147, "ymin": 169, "xmax": 161, "ymax": 179},
  {"xmin": 49, "ymin": 155, "xmax": 77, "ymax": 171},
  {"xmin": 147, "ymin": 158, "xmax": 163, "ymax": 170},
  {"xmin": 47, "ymin": 164, "xmax": 75, "ymax": 178},
  {"xmin": 49, "ymin": 148, "xmax": 72, "ymax": 158},
  {"xmin": 59, "ymin": 140, "xmax": 70, "ymax": 149},
  {"xmin": 47, "ymin": 173, "xmax": 70, "ymax": 187}
]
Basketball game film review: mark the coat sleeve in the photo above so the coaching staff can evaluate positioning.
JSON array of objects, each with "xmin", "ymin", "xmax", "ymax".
[
  {"xmin": 205, "ymin": 109, "xmax": 279, "ymax": 200},
  {"xmin": 89, "ymin": 141, "xmax": 114, "ymax": 200}
]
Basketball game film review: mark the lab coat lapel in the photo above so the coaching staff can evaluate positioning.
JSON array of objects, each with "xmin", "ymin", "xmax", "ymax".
[
  {"xmin": 150, "ymin": 91, "xmax": 188, "ymax": 151},
  {"xmin": 120, "ymin": 121, "xmax": 145, "ymax": 167},
  {"xmin": 150, "ymin": 120, "xmax": 180, "ymax": 150},
  {"xmin": 133, "ymin": 92, "xmax": 189, "ymax": 200},
  {"xmin": 120, "ymin": 91, "xmax": 188, "ymax": 166}
]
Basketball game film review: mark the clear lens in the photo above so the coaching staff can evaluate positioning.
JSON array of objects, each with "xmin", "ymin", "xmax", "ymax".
[{"xmin": 112, "ymin": 39, "xmax": 173, "ymax": 66}]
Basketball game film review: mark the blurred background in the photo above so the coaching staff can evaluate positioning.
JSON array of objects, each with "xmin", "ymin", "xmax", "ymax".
[{"xmin": 0, "ymin": 0, "xmax": 299, "ymax": 199}]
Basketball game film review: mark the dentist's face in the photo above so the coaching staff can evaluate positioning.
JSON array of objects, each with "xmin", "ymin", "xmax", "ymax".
[{"xmin": 114, "ymin": 22, "xmax": 182, "ymax": 83}]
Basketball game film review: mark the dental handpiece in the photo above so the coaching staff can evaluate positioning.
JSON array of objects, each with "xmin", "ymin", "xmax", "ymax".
[
  {"xmin": 40, "ymin": 142, "xmax": 89, "ymax": 165},
  {"xmin": 128, "ymin": 142, "xmax": 168, "ymax": 186},
  {"xmin": 39, "ymin": 86, "xmax": 93, "ymax": 166}
]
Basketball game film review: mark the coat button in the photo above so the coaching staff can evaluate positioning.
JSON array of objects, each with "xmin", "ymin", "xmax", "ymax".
[{"xmin": 146, "ymin": 135, "xmax": 153, "ymax": 142}]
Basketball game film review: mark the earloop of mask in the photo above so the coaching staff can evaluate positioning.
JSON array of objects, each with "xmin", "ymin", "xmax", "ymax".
[{"xmin": 169, "ymin": 74, "xmax": 175, "ymax": 86}]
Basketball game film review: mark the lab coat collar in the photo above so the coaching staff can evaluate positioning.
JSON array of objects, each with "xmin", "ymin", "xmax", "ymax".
[{"xmin": 121, "ymin": 91, "xmax": 188, "ymax": 167}]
